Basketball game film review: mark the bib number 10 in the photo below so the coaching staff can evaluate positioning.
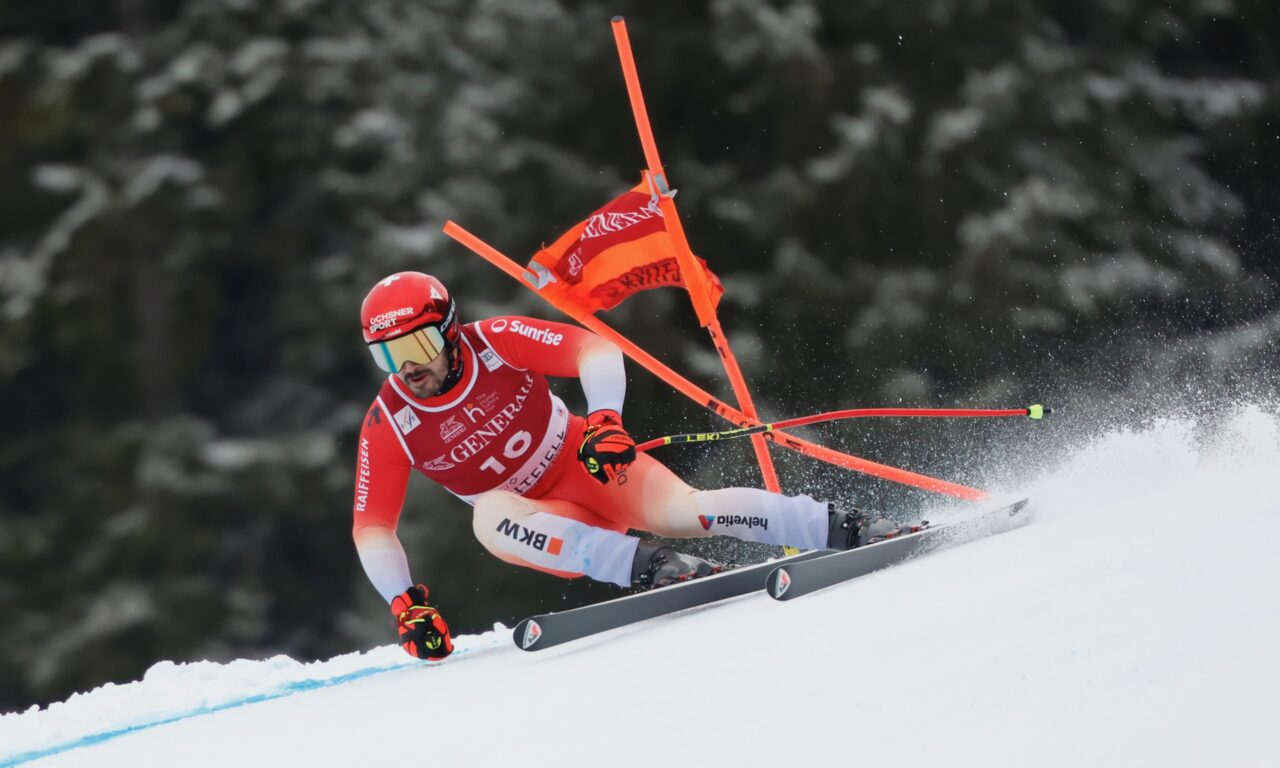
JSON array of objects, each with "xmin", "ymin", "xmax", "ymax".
[{"xmin": 479, "ymin": 430, "xmax": 533, "ymax": 475}]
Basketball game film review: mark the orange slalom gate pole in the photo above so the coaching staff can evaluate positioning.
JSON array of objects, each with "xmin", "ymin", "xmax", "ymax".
[
  {"xmin": 652, "ymin": 189, "xmax": 780, "ymax": 491},
  {"xmin": 615, "ymin": 27, "xmax": 716, "ymax": 327},
  {"xmin": 615, "ymin": 19, "xmax": 781, "ymax": 493},
  {"xmin": 704, "ymin": 317, "xmax": 781, "ymax": 492},
  {"xmin": 770, "ymin": 433, "xmax": 989, "ymax": 501},
  {"xmin": 573, "ymin": 317, "xmax": 989, "ymax": 499},
  {"xmin": 653, "ymin": 182, "xmax": 781, "ymax": 490},
  {"xmin": 444, "ymin": 221, "xmax": 732, "ymax": 412},
  {"xmin": 612, "ymin": 18, "xmax": 666, "ymax": 188},
  {"xmin": 565, "ymin": 312, "xmax": 981, "ymax": 501},
  {"xmin": 442, "ymin": 220, "xmax": 990, "ymax": 502}
]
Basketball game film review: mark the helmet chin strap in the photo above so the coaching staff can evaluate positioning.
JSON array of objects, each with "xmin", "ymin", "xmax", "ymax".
[{"xmin": 434, "ymin": 340, "xmax": 465, "ymax": 396}]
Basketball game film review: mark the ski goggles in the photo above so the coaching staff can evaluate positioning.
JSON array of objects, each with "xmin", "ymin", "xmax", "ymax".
[{"xmin": 368, "ymin": 324, "xmax": 448, "ymax": 373}]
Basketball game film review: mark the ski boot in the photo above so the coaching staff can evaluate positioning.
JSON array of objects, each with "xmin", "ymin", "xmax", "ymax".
[
  {"xmin": 827, "ymin": 504, "xmax": 924, "ymax": 550},
  {"xmin": 631, "ymin": 542, "xmax": 723, "ymax": 589}
]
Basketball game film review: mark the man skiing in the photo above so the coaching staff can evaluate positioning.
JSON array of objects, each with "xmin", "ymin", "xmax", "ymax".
[{"xmin": 352, "ymin": 271, "xmax": 909, "ymax": 659}]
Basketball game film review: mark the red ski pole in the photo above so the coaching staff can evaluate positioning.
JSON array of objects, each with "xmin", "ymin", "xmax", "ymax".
[{"xmin": 636, "ymin": 405, "xmax": 1050, "ymax": 453}]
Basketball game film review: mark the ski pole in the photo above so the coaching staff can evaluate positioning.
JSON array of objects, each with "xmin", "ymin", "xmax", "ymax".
[{"xmin": 636, "ymin": 405, "xmax": 1050, "ymax": 453}]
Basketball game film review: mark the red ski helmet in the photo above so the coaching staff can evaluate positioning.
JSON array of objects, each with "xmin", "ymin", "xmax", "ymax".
[{"xmin": 360, "ymin": 272, "xmax": 464, "ymax": 388}]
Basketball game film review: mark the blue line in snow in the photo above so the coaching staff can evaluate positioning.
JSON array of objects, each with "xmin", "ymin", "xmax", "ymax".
[{"xmin": 0, "ymin": 658, "xmax": 426, "ymax": 767}]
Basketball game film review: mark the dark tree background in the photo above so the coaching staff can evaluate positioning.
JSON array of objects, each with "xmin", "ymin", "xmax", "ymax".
[{"xmin": 2, "ymin": 0, "xmax": 1277, "ymax": 711}]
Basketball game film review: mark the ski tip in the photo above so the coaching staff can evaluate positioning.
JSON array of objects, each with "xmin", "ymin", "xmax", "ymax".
[{"xmin": 513, "ymin": 618, "xmax": 544, "ymax": 651}]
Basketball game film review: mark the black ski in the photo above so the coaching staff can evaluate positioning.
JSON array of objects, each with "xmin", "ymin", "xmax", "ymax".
[
  {"xmin": 765, "ymin": 498, "xmax": 1031, "ymax": 601},
  {"xmin": 513, "ymin": 549, "xmax": 833, "ymax": 651}
]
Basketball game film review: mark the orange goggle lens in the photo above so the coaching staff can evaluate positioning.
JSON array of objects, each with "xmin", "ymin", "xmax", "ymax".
[{"xmin": 368, "ymin": 325, "xmax": 447, "ymax": 373}]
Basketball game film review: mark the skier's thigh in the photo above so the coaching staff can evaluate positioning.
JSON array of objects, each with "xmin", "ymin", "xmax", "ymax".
[{"xmin": 472, "ymin": 490, "xmax": 625, "ymax": 550}]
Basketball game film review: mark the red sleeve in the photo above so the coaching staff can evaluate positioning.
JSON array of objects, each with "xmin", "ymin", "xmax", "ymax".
[
  {"xmin": 352, "ymin": 400, "xmax": 412, "ymax": 533},
  {"xmin": 476, "ymin": 316, "xmax": 596, "ymax": 377}
]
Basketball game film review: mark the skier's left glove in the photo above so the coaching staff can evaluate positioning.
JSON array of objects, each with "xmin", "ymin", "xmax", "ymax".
[
  {"xmin": 578, "ymin": 409, "xmax": 636, "ymax": 485},
  {"xmin": 390, "ymin": 584, "xmax": 453, "ymax": 660}
]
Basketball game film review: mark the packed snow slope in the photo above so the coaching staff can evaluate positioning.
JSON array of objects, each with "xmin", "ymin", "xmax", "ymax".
[{"xmin": 4, "ymin": 405, "xmax": 1279, "ymax": 767}]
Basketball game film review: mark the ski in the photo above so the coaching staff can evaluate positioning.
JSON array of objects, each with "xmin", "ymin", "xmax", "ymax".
[
  {"xmin": 765, "ymin": 498, "xmax": 1031, "ymax": 601},
  {"xmin": 513, "ymin": 549, "xmax": 834, "ymax": 651}
]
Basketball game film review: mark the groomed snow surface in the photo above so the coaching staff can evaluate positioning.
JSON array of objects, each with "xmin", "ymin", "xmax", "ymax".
[{"xmin": 4, "ymin": 406, "xmax": 1279, "ymax": 767}]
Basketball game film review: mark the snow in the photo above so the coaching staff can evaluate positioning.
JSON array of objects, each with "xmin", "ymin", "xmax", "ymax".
[
  {"xmin": 809, "ymin": 87, "xmax": 914, "ymax": 181},
  {"xmin": 3, "ymin": 166, "xmax": 109, "ymax": 321},
  {"xmin": 4, "ymin": 405, "xmax": 1280, "ymax": 767}
]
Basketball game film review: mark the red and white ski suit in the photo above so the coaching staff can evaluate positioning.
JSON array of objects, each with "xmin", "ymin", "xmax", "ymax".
[{"xmin": 352, "ymin": 316, "xmax": 828, "ymax": 601}]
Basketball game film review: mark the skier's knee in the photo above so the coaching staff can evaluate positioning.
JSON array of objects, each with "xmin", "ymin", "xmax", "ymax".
[
  {"xmin": 472, "ymin": 490, "xmax": 526, "ymax": 538},
  {"xmin": 645, "ymin": 518, "xmax": 700, "ymax": 538},
  {"xmin": 662, "ymin": 489, "xmax": 716, "ymax": 538}
]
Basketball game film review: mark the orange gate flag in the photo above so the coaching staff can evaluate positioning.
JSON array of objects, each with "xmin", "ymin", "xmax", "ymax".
[{"xmin": 521, "ymin": 174, "xmax": 723, "ymax": 321}]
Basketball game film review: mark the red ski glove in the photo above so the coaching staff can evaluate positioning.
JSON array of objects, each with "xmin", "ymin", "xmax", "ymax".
[
  {"xmin": 390, "ymin": 584, "xmax": 453, "ymax": 660},
  {"xmin": 578, "ymin": 409, "xmax": 636, "ymax": 485}
]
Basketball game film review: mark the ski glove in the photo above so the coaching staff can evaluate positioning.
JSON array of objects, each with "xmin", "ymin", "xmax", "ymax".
[
  {"xmin": 391, "ymin": 584, "xmax": 453, "ymax": 660},
  {"xmin": 578, "ymin": 409, "xmax": 636, "ymax": 485}
]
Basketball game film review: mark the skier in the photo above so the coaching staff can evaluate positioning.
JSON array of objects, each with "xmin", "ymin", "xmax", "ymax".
[{"xmin": 353, "ymin": 271, "xmax": 911, "ymax": 659}]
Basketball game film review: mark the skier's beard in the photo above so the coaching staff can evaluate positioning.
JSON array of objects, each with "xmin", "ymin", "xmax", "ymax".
[{"xmin": 400, "ymin": 350, "xmax": 451, "ymax": 398}]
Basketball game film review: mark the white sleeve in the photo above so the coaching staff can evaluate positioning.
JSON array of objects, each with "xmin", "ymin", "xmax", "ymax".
[
  {"xmin": 579, "ymin": 346, "xmax": 626, "ymax": 415},
  {"xmin": 354, "ymin": 527, "xmax": 414, "ymax": 603}
]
